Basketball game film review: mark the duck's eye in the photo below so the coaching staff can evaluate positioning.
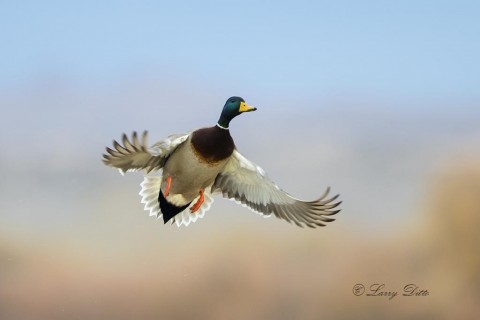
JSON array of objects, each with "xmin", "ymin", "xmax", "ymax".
[{"xmin": 230, "ymin": 99, "xmax": 235, "ymax": 103}]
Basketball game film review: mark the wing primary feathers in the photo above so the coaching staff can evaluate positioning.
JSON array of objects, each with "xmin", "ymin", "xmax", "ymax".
[
  {"xmin": 103, "ymin": 131, "xmax": 189, "ymax": 173},
  {"xmin": 213, "ymin": 150, "xmax": 341, "ymax": 228},
  {"xmin": 112, "ymin": 140, "xmax": 128, "ymax": 155},
  {"xmin": 122, "ymin": 133, "xmax": 135, "ymax": 152}
]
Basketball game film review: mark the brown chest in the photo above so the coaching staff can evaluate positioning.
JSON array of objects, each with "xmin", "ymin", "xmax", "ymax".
[{"xmin": 190, "ymin": 126, "xmax": 235, "ymax": 164}]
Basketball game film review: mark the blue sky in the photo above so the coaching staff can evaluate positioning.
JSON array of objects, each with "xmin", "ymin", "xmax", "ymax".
[{"xmin": 2, "ymin": 0, "xmax": 479, "ymax": 97}]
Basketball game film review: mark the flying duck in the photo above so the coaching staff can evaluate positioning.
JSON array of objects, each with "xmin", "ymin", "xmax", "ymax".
[{"xmin": 102, "ymin": 97, "xmax": 341, "ymax": 228}]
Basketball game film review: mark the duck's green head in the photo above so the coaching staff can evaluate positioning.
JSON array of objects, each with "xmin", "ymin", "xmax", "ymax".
[{"xmin": 217, "ymin": 96, "xmax": 257, "ymax": 129}]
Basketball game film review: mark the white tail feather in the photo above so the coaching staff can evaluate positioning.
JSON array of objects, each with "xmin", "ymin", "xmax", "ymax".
[
  {"xmin": 139, "ymin": 175, "xmax": 162, "ymax": 218},
  {"xmin": 174, "ymin": 186, "xmax": 214, "ymax": 227}
]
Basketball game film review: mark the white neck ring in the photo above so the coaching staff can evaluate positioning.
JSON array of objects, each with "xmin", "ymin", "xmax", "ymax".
[{"xmin": 216, "ymin": 123, "xmax": 229, "ymax": 130}]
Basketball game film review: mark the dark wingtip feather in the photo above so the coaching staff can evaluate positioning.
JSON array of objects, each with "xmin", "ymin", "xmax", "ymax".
[
  {"xmin": 317, "ymin": 187, "xmax": 331, "ymax": 201},
  {"xmin": 142, "ymin": 130, "xmax": 148, "ymax": 147},
  {"xmin": 328, "ymin": 209, "xmax": 341, "ymax": 216}
]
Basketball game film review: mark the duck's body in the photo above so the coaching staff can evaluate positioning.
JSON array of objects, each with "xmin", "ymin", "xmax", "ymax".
[
  {"xmin": 159, "ymin": 127, "xmax": 233, "ymax": 221},
  {"xmin": 103, "ymin": 97, "xmax": 341, "ymax": 228}
]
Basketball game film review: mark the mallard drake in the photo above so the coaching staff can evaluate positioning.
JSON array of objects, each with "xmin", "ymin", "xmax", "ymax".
[{"xmin": 102, "ymin": 97, "xmax": 341, "ymax": 228}]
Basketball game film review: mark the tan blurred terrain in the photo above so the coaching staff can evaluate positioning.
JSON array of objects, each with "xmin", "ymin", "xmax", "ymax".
[{"xmin": 1, "ymin": 154, "xmax": 479, "ymax": 319}]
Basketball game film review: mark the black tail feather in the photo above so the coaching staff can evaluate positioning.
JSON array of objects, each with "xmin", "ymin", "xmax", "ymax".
[{"xmin": 158, "ymin": 191, "xmax": 191, "ymax": 224}]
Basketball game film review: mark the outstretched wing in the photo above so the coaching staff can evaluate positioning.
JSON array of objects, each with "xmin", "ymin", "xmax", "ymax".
[
  {"xmin": 102, "ymin": 131, "xmax": 189, "ymax": 174},
  {"xmin": 212, "ymin": 150, "xmax": 341, "ymax": 228}
]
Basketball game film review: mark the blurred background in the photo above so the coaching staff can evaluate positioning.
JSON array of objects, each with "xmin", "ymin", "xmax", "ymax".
[{"xmin": 1, "ymin": 1, "xmax": 479, "ymax": 319}]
